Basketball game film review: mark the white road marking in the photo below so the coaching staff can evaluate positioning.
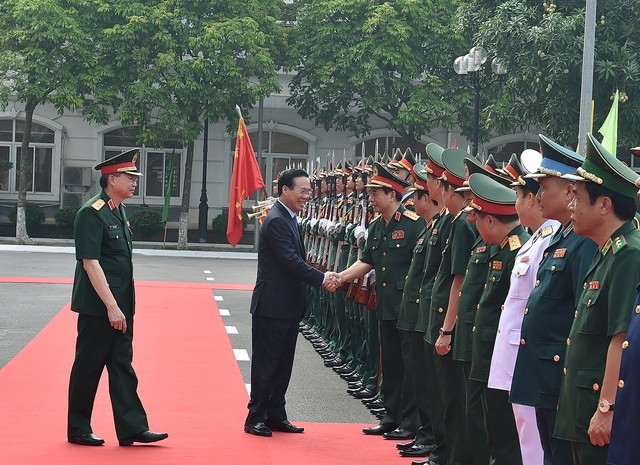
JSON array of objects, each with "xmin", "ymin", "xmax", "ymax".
[
  {"xmin": 219, "ymin": 309, "xmax": 230, "ymax": 316},
  {"xmin": 214, "ymin": 295, "xmax": 223, "ymax": 301},
  {"xmin": 204, "ymin": 270, "xmax": 211, "ymax": 274},
  {"xmin": 225, "ymin": 326, "xmax": 239, "ymax": 334},
  {"xmin": 206, "ymin": 277, "xmax": 215, "ymax": 281},
  {"xmin": 234, "ymin": 349, "xmax": 250, "ymax": 361},
  {"xmin": 245, "ymin": 383, "xmax": 251, "ymax": 395}
]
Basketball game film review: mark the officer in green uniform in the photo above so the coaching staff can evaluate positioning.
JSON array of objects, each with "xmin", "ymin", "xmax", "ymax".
[
  {"xmin": 453, "ymin": 156, "xmax": 513, "ymax": 465},
  {"xmin": 467, "ymin": 173, "xmax": 531, "ymax": 465},
  {"xmin": 415, "ymin": 143, "xmax": 454, "ymax": 465},
  {"xmin": 395, "ymin": 164, "xmax": 441, "ymax": 458},
  {"xmin": 339, "ymin": 162, "xmax": 425, "ymax": 437},
  {"xmin": 67, "ymin": 149, "xmax": 168, "ymax": 447},
  {"xmin": 510, "ymin": 134, "xmax": 598, "ymax": 465},
  {"xmin": 555, "ymin": 134, "xmax": 640, "ymax": 465},
  {"xmin": 430, "ymin": 148, "xmax": 477, "ymax": 465}
]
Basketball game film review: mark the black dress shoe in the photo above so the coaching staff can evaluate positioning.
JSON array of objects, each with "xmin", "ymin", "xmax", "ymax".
[
  {"xmin": 68, "ymin": 433, "xmax": 105, "ymax": 446},
  {"xmin": 244, "ymin": 422, "xmax": 272, "ymax": 437},
  {"xmin": 362, "ymin": 424, "xmax": 396, "ymax": 435},
  {"xmin": 119, "ymin": 430, "xmax": 169, "ymax": 446},
  {"xmin": 383, "ymin": 428, "xmax": 415, "ymax": 440},
  {"xmin": 352, "ymin": 388, "xmax": 376, "ymax": 399},
  {"xmin": 324, "ymin": 358, "xmax": 345, "ymax": 367},
  {"xmin": 266, "ymin": 420, "xmax": 304, "ymax": 433},
  {"xmin": 411, "ymin": 460, "xmax": 442, "ymax": 465},
  {"xmin": 344, "ymin": 373, "xmax": 361, "ymax": 382},
  {"xmin": 396, "ymin": 440, "xmax": 416, "ymax": 451},
  {"xmin": 399, "ymin": 443, "xmax": 436, "ymax": 457}
]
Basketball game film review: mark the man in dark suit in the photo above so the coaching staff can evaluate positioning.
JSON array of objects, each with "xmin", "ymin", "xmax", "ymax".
[{"xmin": 245, "ymin": 168, "xmax": 340, "ymax": 437}]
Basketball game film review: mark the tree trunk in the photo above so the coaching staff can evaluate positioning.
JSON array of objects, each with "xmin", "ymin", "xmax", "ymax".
[
  {"xmin": 176, "ymin": 140, "xmax": 195, "ymax": 249},
  {"xmin": 15, "ymin": 97, "xmax": 37, "ymax": 245}
]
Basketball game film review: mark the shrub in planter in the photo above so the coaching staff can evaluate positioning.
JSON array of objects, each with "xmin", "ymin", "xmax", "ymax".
[
  {"xmin": 55, "ymin": 207, "xmax": 79, "ymax": 228},
  {"xmin": 211, "ymin": 212, "xmax": 228, "ymax": 235},
  {"xmin": 129, "ymin": 209, "xmax": 163, "ymax": 239},
  {"xmin": 8, "ymin": 202, "xmax": 45, "ymax": 228}
]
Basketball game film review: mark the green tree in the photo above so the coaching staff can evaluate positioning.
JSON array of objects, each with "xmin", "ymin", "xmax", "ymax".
[
  {"xmin": 459, "ymin": 0, "xmax": 640, "ymax": 151},
  {"xmin": 287, "ymin": 0, "xmax": 468, "ymax": 150},
  {"xmin": 0, "ymin": 0, "xmax": 122, "ymax": 244},
  {"xmin": 104, "ymin": 0, "xmax": 284, "ymax": 249}
]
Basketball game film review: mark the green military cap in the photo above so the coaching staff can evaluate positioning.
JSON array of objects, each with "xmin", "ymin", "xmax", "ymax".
[
  {"xmin": 501, "ymin": 150, "xmax": 542, "ymax": 193},
  {"xmin": 467, "ymin": 173, "xmax": 517, "ymax": 216},
  {"xmin": 363, "ymin": 155, "xmax": 375, "ymax": 174},
  {"xmin": 457, "ymin": 155, "xmax": 512, "ymax": 192},
  {"xmin": 413, "ymin": 163, "xmax": 429, "ymax": 191},
  {"xmin": 440, "ymin": 148, "xmax": 469, "ymax": 188},
  {"xmin": 388, "ymin": 148, "xmax": 404, "ymax": 170},
  {"xmin": 568, "ymin": 133, "xmax": 640, "ymax": 199},
  {"xmin": 423, "ymin": 143, "xmax": 446, "ymax": 177},
  {"xmin": 95, "ymin": 148, "xmax": 143, "ymax": 176},
  {"xmin": 365, "ymin": 162, "xmax": 410, "ymax": 193}
]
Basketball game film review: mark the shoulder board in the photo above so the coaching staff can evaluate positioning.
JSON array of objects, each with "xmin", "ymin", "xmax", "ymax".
[
  {"xmin": 541, "ymin": 226, "xmax": 554, "ymax": 237},
  {"xmin": 612, "ymin": 235, "xmax": 628, "ymax": 255},
  {"xmin": 508, "ymin": 234, "xmax": 522, "ymax": 251},
  {"xmin": 91, "ymin": 199, "xmax": 105, "ymax": 211},
  {"xmin": 403, "ymin": 210, "xmax": 420, "ymax": 221}
]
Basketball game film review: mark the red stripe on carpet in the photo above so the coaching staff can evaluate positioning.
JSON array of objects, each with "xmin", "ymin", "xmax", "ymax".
[
  {"xmin": 0, "ymin": 277, "xmax": 254, "ymax": 291},
  {"xmin": 0, "ymin": 282, "xmax": 398, "ymax": 465}
]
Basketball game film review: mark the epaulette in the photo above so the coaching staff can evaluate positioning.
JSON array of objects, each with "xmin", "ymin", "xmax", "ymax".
[
  {"xmin": 540, "ymin": 226, "xmax": 554, "ymax": 237},
  {"xmin": 403, "ymin": 210, "xmax": 420, "ymax": 221},
  {"xmin": 508, "ymin": 234, "xmax": 523, "ymax": 251},
  {"xmin": 612, "ymin": 235, "xmax": 628, "ymax": 255},
  {"xmin": 91, "ymin": 199, "xmax": 105, "ymax": 211}
]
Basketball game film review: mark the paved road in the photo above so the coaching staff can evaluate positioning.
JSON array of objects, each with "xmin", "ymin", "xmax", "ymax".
[{"xmin": 0, "ymin": 244, "xmax": 375, "ymax": 425}]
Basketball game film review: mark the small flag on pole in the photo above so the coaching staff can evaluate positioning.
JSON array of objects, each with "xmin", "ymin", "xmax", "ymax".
[
  {"xmin": 227, "ymin": 109, "xmax": 265, "ymax": 247},
  {"xmin": 599, "ymin": 90, "xmax": 619, "ymax": 156}
]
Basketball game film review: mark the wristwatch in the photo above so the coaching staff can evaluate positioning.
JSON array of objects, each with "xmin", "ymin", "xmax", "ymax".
[
  {"xmin": 439, "ymin": 327, "xmax": 453, "ymax": 336},
  {"xmin": 597, "ymin": 399, "xmax": 614, "ymax": 413}
]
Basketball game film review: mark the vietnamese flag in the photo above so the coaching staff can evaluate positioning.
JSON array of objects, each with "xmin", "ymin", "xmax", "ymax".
[{"xmin": 227, "ymin": 115, "xmax": 265, "ymax": 247}]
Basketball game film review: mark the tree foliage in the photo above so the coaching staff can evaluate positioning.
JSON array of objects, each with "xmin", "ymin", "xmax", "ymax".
[
  {"xmin": 459, "ymin": 0, "xmax": 640, "ymax": 150},
  {"xmin": 100, "ymin": 0, "xmax": 284, "ymax": 248},
  {"xmin": 287, "ymin": 0, "xmax": 469, "ymax": 148}
]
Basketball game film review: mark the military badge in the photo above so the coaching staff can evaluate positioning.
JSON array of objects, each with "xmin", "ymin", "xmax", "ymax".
[
  {"xmin": 476, "ymin": 246, "xmax": 487, "ymax": 253},
  {"xmin": 520, "ymin": 256, "xmax": 530, "ymax": 263},
  {"xmin": 613, "ymin": 235, "xmax": 628, "ymax": 254},
  {"xmin": 392, "ymin": 230, "xmax": 405, "ymax": 240},
  {"xmin": 491, "ymin": 261, "xmax": 503, "ymax": 270},
  {"xmin": 395, "ymin": 211, "xmax": 401, "ymax": 221},
  {"xmin": 554, "ymin": 248, "xmax": 567, "ymax": 258},
  {"xmin": 589, "ymin": 281, "xmax": 600, "ymax": 290}
]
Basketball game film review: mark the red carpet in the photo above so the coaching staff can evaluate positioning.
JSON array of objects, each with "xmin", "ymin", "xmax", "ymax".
[{"xmin": 0, "ymin": 280, "xmax": 399, "ymax": 465}]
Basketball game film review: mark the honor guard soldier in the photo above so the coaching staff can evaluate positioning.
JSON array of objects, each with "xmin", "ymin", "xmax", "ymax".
[
  {"xmin": 466, "ymin": 173, "xmax": 531, "ymax": 465},
  {"xmin": 454, "ymin": 155, "xmax": 513, "ymax": 465},
  {"xmin": 390, "ymin": 149, "xmax": 418, "ymax": 211},
  {"xmin": 395, "ymin": 164, "xmax": 441, "ymax": 458},
  {"xmin": 67, "ymin": 149, "xmax": 168, "ymax": 447},
  {"xmin": 430, "ymin": 148, "xmax": 477, "ymax": 465},
  {"xmin": 488, "ymin": 151, "xmax": 559, "ymax": 465},
  {"xmin": 554, "ymin": 134, "xmax": 640, "ymax": 465},
  {"xmin": 510, "ymin": 134, "xmax": 598, "ymax": 465},
  {"xmin": 339, "ymin": 162, "xmax": 425, "ymax": 439}
]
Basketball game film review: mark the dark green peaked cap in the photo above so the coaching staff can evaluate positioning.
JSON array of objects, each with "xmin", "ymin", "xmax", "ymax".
[
  {"xmin": 468, "ymin": 173, "xmax": 517, "ymax": 216},
  {"xmin": 574, "ymin": 133, "xmax": 640, "ymax": 199}
]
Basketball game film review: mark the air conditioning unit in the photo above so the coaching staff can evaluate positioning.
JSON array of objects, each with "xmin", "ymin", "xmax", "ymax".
[
  {"xmin": 62, "ymin": 192, "xmax": 85, "ymax": 208},
  {"xmin": 63, "ymin": 167, "xmax": 92, "ymax": 187}
]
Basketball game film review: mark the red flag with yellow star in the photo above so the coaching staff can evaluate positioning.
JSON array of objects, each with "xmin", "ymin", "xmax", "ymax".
[{"xmin": 226, "ymin": 116, "xmax": 264, "ymax": 246}]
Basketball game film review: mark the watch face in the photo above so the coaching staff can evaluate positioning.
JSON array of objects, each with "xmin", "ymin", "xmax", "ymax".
[{"xmin": 598, "ymin": 401, "xmax": 610, "ymax": 413}]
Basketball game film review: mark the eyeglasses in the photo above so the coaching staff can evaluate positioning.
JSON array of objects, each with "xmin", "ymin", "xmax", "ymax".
[
  {"xmin": 114, "ymin": 174, "xmax": 138, "ymax": 185},
  {"xmin": 293, "ymin": 188, "xmax": 312, "ymax": 197}
]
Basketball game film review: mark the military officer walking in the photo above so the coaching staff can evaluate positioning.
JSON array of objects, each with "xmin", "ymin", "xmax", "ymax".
[{"xmin": 67, "ymin": 149, "xmax": 168, "ymax": 447}]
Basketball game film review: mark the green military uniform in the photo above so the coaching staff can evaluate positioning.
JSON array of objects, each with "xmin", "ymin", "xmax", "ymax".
[
  {"xmin": 396, "ymin": 164, "xmax": 438, "ymax": 452},
  {"xmin": 361, "ymin": 163, "xmax": 425, "ymax": 433},
  {"xmin": 68, "ymin": 149, "xmax": 150, "ymax": 441},
  {"xmin": 428, "ymin": 148, "xmax": 477, "ymax": 465},
  {"xmin": 555, "ymin": 134, "xmax": 640, "ymax": 465}
]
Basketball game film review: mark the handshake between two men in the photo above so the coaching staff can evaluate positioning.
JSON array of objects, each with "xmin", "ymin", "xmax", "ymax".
[{"xmin": 322, "ymin": 271, "xmax": 343, "ymax": 292}]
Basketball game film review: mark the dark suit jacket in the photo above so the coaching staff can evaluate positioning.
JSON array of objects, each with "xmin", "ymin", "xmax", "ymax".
[{"xmin": 250, "ymin": 200, "xmax": 324, "ymax": 321}]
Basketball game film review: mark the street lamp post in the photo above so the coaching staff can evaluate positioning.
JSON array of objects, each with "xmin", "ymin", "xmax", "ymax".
[{"xmin": 454, "ymin": 46, "xmax": 507, "ymax": 158}]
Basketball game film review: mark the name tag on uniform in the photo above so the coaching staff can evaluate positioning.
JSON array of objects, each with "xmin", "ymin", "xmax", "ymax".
[
  {"xmin": 554, "ymin": 248, "xmax": 567, "ymax": 258},
  {"xmin": 492, "ymin": 261, "xmax": 503, "ymax": 270},
  {"xmin": 108, "ymin": 224, "xmax": 119, "ymax": 230},
  {"xmin": 392, "ymin": 230, "xmax": 405, "ymax": 240},
  {"xmin": 589, "ymin": 281, "xmax": 600, "ymax": 290}
]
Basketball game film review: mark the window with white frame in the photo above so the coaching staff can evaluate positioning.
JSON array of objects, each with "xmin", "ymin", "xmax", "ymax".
[
  {"xmin": 103, "ymin": 127, "xmax": 183, "ymax": 201},
  {"xmin": 0, "ymin": 119, "xmax": 55, "ymax": 193}
]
